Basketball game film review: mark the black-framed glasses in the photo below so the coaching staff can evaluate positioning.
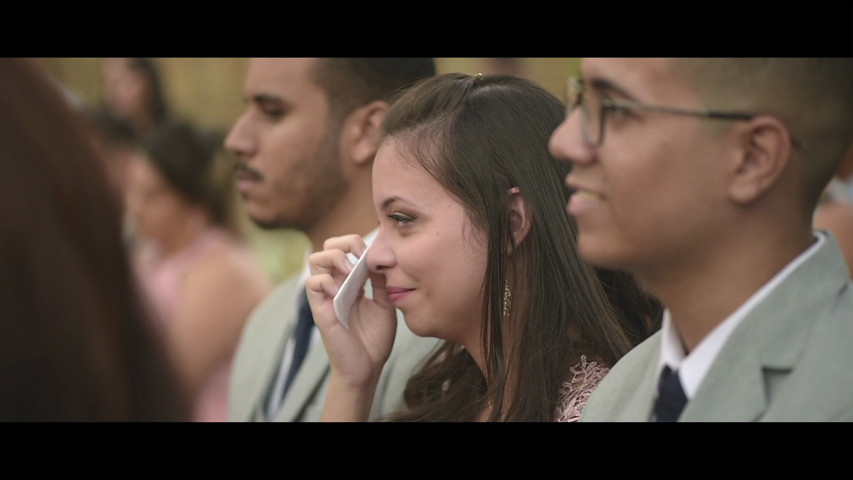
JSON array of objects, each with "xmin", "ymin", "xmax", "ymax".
[{"xmin": 565, "ymin": 78, "xmax": 805, "ymax": 149}]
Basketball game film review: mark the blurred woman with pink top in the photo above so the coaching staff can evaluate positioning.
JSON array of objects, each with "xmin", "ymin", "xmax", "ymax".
[{"xmin": 125, "ymin": 121, "xmax": 272, "ymax": 421}]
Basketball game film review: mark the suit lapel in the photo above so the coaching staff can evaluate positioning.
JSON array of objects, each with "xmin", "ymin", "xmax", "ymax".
[
  {"xmin": 275, "ymin": 273, "xmax": 377, "ymax": 421},
  {"xmin": 682, "ymin": 346, "xmax": 767, "ymax": 421},
  {"xmin": 683, "ymin": 234, "xmax": 850, "ymax": 421},
  {"xmin": 277, "ymin": 339, "xmax": 330, "ymax": 421},
  {"xmin": 629, "ymin": 339, "xmax": 663, "ymax": 421},
  {"xmin": 239, "ymin": 278, "xmax": 301, "ymax": 421}
]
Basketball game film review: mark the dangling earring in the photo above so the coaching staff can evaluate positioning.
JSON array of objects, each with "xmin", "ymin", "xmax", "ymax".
[{"xmin": 502, "ymin": 281, "xmax": 512, "ymax": 318}]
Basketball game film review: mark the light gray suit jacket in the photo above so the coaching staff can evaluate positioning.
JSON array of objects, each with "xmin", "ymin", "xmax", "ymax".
[
  {"xmin": 581, "ymin": 232, "xmax": 853, "ymax": 422},
  {"xmin": 228, "ymin": 272, "xmax": 440, "ymax": 422}
]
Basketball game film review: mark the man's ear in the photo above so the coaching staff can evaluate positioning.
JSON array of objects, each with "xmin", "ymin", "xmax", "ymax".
[
  {"xmin": 508, "ymin": 186, "xmax": 532, "ymax": 247},
  {"xmin": 342, "ymin": 100, "xmax": 389, "ymax": 166},
  {"xmin": 727, "ymin": 115, "xmax": 794, "ymax": 204}
]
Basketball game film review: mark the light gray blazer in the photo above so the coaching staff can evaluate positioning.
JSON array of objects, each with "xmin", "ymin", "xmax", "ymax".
[
  {"xmin": 581, "ymin": 232, "xmax": 853, "ymax": 422},
  {"xmin": 228, "ymin": 272, "xmax": 440, "ymax": 422}
]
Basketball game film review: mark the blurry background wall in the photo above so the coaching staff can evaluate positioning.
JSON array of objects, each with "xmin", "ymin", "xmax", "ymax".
[{"xmin": 41, "ymin": 57, "xmax": 579, "ymax": 283}]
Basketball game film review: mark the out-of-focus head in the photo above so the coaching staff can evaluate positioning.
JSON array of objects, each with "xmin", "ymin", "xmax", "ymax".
[
  {"xmin": 0, "ymin": 58, "xmax": 189, "ymax": 421},
  {"xmin": 224, "ymin": 58, "xmax": 436, "ymax": 233},
  {"xmin": 478, "ymin": 58, "xmax": 530, "ymax": 78},
  {"xmin": 125, "ymin": 121, "xmax": 226, "ymax": 244},
  {"xmin": 834, "ymin": 135, "xmax": 853, "ymax": 183},
  {"xmin": 84, "ymin": 108, "xmax": 139, "ymax": 198},
  {"xmin": 101, "ymin": 57, "xmax": 169, "ymax": 134},
  {"xmin": 549, "ymin": 57, "xmax": 853, "ymax": 273},
  {"xmin": 0, "ymin": 58, "xmax": 126, "ymax": 280}
]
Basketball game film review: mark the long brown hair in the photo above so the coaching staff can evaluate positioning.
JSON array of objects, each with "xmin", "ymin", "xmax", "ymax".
[
  {"xmin": 381, "ymin": 73, "xmax": 659, "ymax": 422},
  {"xmin": 0, "ymin": 58, "xmax": 190, "ymax": 421}
]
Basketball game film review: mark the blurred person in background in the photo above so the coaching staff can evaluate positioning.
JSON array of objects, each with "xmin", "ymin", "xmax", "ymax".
[
  {"xmin": 99, "ymin": 57, "xmax": 223, "ymax": 158},
  {"xmin": 100, "ymin": 58, "xmax": 171, "ymax": 140},
  {"xmin": 813, "ymin": 141, "xmax": 853, "ymax": 274},
  {"xmin": 0, "ymin": 57, "xmax": 189, "ymax": 422},
  {"xmin": 478, "ymin": 58, "xmax": 531, "ymax": 78},
  {"xmin": 125, "ymin": 120, "xmax": 272, "ymax": 422},
  {"xmin": 83, "ymin": 108, "xmax": 140, "ymax": 247},
  {"xmin": 84, "ymin": 109, "xmax": 139, "ymax": 203}
]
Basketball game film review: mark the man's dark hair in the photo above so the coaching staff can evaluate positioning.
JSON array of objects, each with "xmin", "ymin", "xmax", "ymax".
[{"xmin": 311, "ymin": 58, "xmax": 437, "ymax": 123}]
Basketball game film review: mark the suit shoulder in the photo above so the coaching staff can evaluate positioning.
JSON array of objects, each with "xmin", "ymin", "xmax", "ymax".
[
  {"xmin": 245, "ymin": 276, "xmax": 302, "ymax": 325},
  {"xmin": 609, "ymin": 332, "xmax": 661, "ymax": 376},
  {"xmin": 232, "ymin": 276, "xmax": 300, "ymax": 376},
  {"xmin": 762, "ymin": 292, "xmax": 853, "ymax": 420},
  {"xmin": 580, "ymin": 332, "xmax": 661, "ymax": 421},
  {"xmin": 830, "ymin": 280, "xmax": 853, "ymax": 320},
  {"xmin": 805, "ymin": 279, "xmax": 853, "ymax": 357}
]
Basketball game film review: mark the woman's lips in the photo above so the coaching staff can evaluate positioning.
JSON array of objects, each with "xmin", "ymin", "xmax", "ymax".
[{"xmin": 386, "ymin": 286, "xmax": 414, "ymax": 304}]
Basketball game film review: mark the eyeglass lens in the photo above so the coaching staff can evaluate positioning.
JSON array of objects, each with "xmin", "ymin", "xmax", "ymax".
[{"xmin": 567, "ymin": 79, "xmax": 602, "ymax": 146}]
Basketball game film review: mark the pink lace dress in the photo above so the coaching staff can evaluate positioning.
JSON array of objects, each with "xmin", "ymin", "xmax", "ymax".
[{"xmin": 554, "ymin": 355, "xmax": 610, "ymax": 422}]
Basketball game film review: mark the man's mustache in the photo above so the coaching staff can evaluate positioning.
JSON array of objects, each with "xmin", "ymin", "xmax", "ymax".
[{"xmin": 234, "ymin": 161, "xmax": 263, "ymax": 181}]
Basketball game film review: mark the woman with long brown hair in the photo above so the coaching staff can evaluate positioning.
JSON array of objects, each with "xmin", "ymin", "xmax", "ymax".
[{"xmin": 307, "ymin": 73, "xmax": 660, "ymax": 421}]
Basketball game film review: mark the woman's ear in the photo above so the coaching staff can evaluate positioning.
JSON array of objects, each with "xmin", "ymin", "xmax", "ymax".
[{"xmin": 508, "ymin": 186, "xmax": 532, "ymax": 247}]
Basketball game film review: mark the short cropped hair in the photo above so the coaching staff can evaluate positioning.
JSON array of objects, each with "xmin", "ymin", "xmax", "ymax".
[
  {"xmin": 672, "ymin": 58, "xmax": 853, "ymax": 208},
  {"xmin": 310, "ymin": 58, "xmax": 437, "ymax": 124}
]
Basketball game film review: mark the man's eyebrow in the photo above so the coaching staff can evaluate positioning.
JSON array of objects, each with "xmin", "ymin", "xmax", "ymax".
[
  {"xmin": 588, "ymin": 77, "xmax": 635, "ymax": 100},
  {"xmin": 245, "ymin": 93, "xmax": 283, "ymax": 105}
]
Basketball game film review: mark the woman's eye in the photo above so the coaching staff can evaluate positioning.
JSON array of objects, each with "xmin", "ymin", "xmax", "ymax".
[{"xmin": 388, "ymin": 213, "xmax": 414, "ymax": 226}]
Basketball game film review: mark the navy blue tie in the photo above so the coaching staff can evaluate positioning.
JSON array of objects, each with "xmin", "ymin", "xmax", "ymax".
[
  {"xmin": 653, "ymin": 366, "xmax": 687, "ymax": 422},
  {"xmin": 281, "ymin": 288, "xmax": 314, "ymax": 397}
]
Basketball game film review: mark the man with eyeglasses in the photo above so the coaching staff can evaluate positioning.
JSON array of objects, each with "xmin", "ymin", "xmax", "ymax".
[{"xmin": 549, "ymin": 58, "xmax": 853, "ymax": 422}]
